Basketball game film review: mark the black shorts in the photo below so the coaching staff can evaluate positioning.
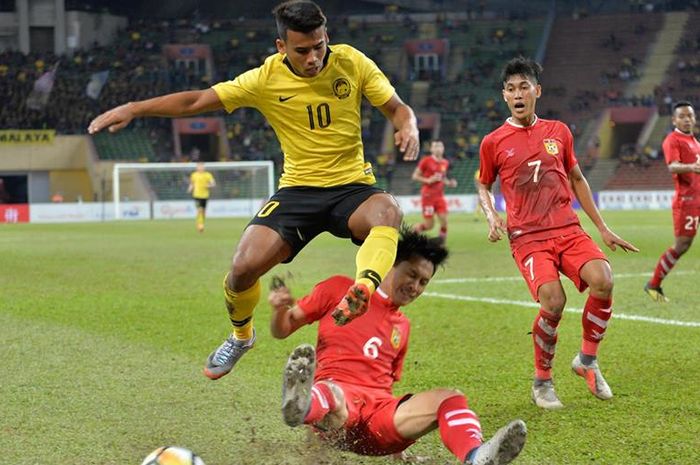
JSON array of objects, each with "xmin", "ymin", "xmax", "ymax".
[
  {"xmin": 249, "ymin": 184, "xmax": 388, "ymax": 263},
  {"xmin": 194, "ymin": 198, "xmax": 208, "ymax": 209}
]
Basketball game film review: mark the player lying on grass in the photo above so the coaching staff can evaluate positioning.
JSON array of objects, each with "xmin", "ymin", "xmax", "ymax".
[{"xmin": 269, "ymin": 228, "xmax": 527, "ymax": 465}]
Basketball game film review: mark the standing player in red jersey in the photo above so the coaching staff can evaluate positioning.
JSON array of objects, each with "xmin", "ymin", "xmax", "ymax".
[
  {"xmin": 412, "ymin": 140, "xmax": 458, "ymax": 242},
  {"xmin": 645, "ymin": 102, "xmax": 700, "ymax": 303},
  {"xmin": 476, "ymin": 57, "xmax": 638, "ymax": 410},
  {"xmin": 269, "ymin": 229, "xmax": 527, "ymax": 465}
]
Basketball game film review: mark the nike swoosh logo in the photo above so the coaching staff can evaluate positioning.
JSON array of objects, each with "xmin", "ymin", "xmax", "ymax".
[{"xmin": 278, "ymin": 95, "xmax": 297, "ymax": 102}]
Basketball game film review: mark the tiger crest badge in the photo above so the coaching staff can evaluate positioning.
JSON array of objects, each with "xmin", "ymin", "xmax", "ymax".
[{"xmin": 332, "ymin": 78, "xmax": 351, "ymax": 99}]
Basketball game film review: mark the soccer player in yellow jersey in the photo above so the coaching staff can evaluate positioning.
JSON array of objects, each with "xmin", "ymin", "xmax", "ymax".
[
  {"xmin": 188, "ymin": 162, "xmax": 216, "ymax": 233},
  {"xmin": 87, "ymin": 0, "xmax": 419, "ymax": 381}
]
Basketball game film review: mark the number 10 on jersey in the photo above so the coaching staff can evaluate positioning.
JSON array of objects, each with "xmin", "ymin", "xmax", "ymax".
[{"xmin": 306, "ymin": 103, "xmax": 331, "ymax": 130}]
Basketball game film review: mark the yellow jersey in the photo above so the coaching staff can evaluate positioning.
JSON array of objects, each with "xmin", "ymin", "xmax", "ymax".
[
  {"xmin": 212, "ymin": 44, "xmax": 395, "ymax": 188},
  {"xmin": 190, "ymin": 171, "xmax": 214, "ymax": 199}
]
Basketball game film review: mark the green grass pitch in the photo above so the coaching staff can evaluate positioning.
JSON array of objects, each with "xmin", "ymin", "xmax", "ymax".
[{"xmin": 1, "ymin": 210, "xmax": 699, "ymax": 464}]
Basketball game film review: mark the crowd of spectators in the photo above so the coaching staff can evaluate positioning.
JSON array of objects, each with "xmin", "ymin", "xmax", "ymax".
[
  {"xmin": 0, "ymin": 11, "xmax": 532, "ymax": 170},
  {"xmin": 618, "ymin": 142, "xmax": 661, "ymax": 167},
  {"xmin": 674, "ymin": 29, "xmax": 700, "ymax": 90},
  {"xmin": 1, "ymin": 8, "xmax": 698, "ymax": 185}
]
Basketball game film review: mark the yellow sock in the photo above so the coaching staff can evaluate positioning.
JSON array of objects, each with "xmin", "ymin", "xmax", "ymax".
[
  {"xmin": 355, "ymin": 225, "xmax": 398, "ymax": 293},
  {"xmin": 223, "ymin": 275, "xmax": 260, "ymax": 340},
  {"xmin": 196, "ymin": 210, "xmax": 204, "ymax": 227}
]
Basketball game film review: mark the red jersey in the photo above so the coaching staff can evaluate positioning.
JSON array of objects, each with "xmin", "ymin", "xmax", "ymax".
[
  {"xmin": 663, "ymin": 129, "xmax": 700, "ymax": 207},
  {"xmin": 479, "ymin": 117, "xmax": 581, "ymax": 244},
  {"xmin": 417, "ymin": 155, "xmax": 450, "ymax": 197},
  {"xmin": 297, "ymin": 275, "xmax": 410, "ymax": 394}
]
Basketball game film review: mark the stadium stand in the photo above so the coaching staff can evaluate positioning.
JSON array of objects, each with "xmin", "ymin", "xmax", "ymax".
[
  {"xmin": 91, "ymin": 130, "xmax": 156, "ymax": 161},
  {"xmin": 539, "ymin": 12, "xmax": 664, "ymax": 135},
  {"xmin": 3, "ymin": 2, "xmax": 700, "ymax": 201}
]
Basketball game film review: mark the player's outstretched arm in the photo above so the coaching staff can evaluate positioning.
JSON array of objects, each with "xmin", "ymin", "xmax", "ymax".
[
  {"xmin": 568, "ymin": 165, "xmax": 639, "ymax": 252},
  {"xmin": 379, "ymin": 94, "xmax": 419, "ymax": 161},
  {"xmin": 87, "ymin": 89, "xmax": 223, "ymax": 134},
  {"xmin": 269, "ymin": 284, "xmax": 307, "ymax": 339},
  {"xmin": 669, "ymin": 161, "xmax": 700, "ymax": 174},
  {"xmin": 476, "ymin": 180, "xmax": 506, "ymax": 242}
]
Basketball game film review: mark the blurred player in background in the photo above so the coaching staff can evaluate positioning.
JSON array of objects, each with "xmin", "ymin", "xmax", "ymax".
[
  {"xmin": 412, "ymin": 140, "xmax": 457, "ymax": 243},
  {"xmin": 645, "ymin": 101, "xmax": 700, "ymax": 303},
  {"xmin": 476, "ymin": 57, "xmax": 638, "ymax": 410},
  {"xmin": 269, "ymin": 228, "xmax": 527, "ymax": 465},
  {"xmin": 187, "ymin": 162, "xmax": 216, "ymax": 233},
  {"xmin": 88, "ymin": 0, "xmax": 419, "ymax": 380}
]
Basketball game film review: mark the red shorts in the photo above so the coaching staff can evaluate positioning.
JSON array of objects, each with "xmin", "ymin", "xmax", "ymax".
[
  {"xmin": 421, "ymin": 195, "xmax": 447, "ymax": 218},
  {"xmin": 315, "ymin": 382, "xmax": 415, "ymax": 456},
  {"xmin": 511, "ymin": 230, "xmax": 608, "ymax": 301},
  {"xmin": 672, "ymin": 203, "xmax": 700, "ymax": 237}
]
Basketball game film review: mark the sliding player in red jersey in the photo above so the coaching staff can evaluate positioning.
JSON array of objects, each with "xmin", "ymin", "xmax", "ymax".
[
  {"xmin": 412, "ymin": 140, "xmax": 458, "ymax": 242},
  {"xmin": 269, "ymin": 229, "xmax": 527, "ymax": 465},
  {"xmin": 645, "ymin": 101, "xmax": 700, "ymax": 303},
  {"xmin": 476, "ymin": 57, "xmax": 638, "ymax": 410}
]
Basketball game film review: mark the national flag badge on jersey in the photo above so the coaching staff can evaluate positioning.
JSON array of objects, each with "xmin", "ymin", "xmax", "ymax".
[
  {"xmin": 543, "ymin": 139, "xmax": 559, "ymax": 156},
  {"xmin": 390, "ymin": 326, "xmax": 402, "ymax": 349}
]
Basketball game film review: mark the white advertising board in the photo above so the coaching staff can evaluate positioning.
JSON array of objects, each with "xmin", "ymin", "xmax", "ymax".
[
  {"xmin": 598, "ymin": 190, "xmax": 673, "ymax": 210},
  {"xmin": 394, "ymin": 195, "xmax": 479, "ymax": 214},
  {"xmin": 30, "ymin": 202, "xmax": 150, "ymax": 223},
  {"xmin": 152, "ymin": 199, "xmax": 267, "ymax": 220}
]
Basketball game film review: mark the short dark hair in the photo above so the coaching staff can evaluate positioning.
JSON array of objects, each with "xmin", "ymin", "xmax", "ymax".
[
  {"xmin": 395, "ymin": 226, "xmax": 449, "ymax": 275},
  {"xmin": 501, "ymin": 56, "xmax": 543, "ymax": 86},
  {"xmin": 673, "ymin": 101, "xmax": 694, "ymax": 112},
  {"xmin": 272, "ymin": 1, "xmax": 327, "ymax": 40}
]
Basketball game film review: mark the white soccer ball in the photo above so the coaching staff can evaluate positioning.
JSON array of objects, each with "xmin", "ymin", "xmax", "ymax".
[{"xmin": 140, "ymin": 446, "xmax": 206, "ymax": 465}]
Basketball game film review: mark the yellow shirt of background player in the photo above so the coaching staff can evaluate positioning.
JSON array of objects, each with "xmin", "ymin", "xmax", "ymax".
[
  {"xmin": 190, "ymin": 171, "xmax": 214, "ymax": 199},
  {"xmin": 212, "ymin": 44, "xmax": 395, "ymax": 188}
]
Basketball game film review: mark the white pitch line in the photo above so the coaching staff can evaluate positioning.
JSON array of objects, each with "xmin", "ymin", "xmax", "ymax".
[
  {"xmin": 434, "ymin": 270, "xmax": 696, "ymax": 284},
  {"xmin": 423, "ymin": 291, "xmax": 700, "ymax": 328}
]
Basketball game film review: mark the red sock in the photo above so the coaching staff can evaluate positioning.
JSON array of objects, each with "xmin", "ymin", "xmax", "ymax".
[
  {"xmin": 532, "ymin": 309, "xmax": 562, "ymax": 380},
  {"xmin": 439, "ymin": 226, "xmax": 447, "ymax": 240},
  {"xmin": 581, "ymin": 295, "xmax": 613, "ymax": 356},
  {"xmin": 437, "ymin": 395, "xmax": 482, "ymax": 462},
  {"xmin": 649, "ymin": 247, "xmax": 680, "ymax": 287},
  {"xmin": 303, "ymin": 382, "xmax": 337, "ymax": 425}
]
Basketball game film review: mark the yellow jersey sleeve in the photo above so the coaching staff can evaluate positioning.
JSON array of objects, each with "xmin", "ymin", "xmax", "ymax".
[
  {"xmin": 211, "ymin": 64, "xmax": 264, "ymax": 113},
  {"xmin": 355, "ymin": 48, "xmax": 395, "ymax": 107},
  {"xmin": 211, "ymin": 45, "xmax": 396, "ymax": 188}
]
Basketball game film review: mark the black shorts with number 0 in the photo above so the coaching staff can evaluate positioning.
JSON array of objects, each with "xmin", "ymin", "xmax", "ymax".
[
  {"xmin": 249, "ymin": 184, "xmax": 388, "ymax": 263},
  {"xmin": 194, "ymin": 198, "xmax": 208, "ymax": 209}
]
